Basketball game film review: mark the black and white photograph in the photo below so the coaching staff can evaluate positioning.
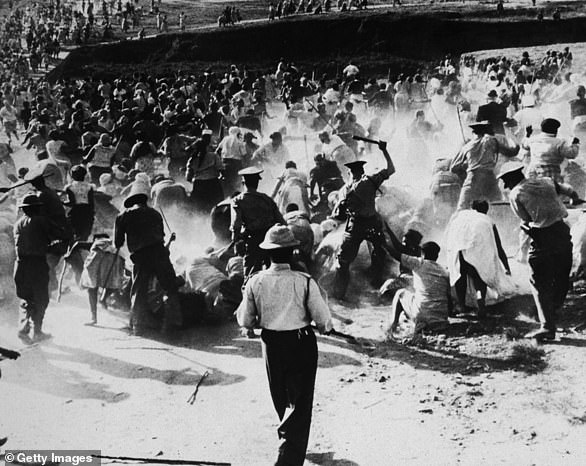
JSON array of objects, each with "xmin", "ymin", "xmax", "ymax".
[{"xmin": 1, "ymin": 0, "xmax": 586, "ymax": 464}]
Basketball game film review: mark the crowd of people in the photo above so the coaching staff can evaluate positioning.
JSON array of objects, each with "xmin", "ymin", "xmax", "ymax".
[{"xmin": 3, "ymin": 1, "xmax": 586, "ymax": 457}]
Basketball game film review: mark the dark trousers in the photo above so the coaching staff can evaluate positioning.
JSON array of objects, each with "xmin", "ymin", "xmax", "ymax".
[
  {"xmin": 14, "ymin": 256, "xmax": 50, "ymax": 335},
  {"xmin": 68, "ymin": 204, "xmax": 94, "ymax": 241},
  {"xmin": 261, "ymin": 327, "xmax": 317, "ymax": 466},
  {"xmin": 528, "ymin": 221, "xmax": 573, "ymax": 331},
  {"xmin": 223, "ymin": 158, "xmax": 243, "ymax": 197},
  {"xmin": 190, "ymin": 178, "xmax": 224, "ymax": 214},
  {"xmin": 130, "ymin": 244, "xmax": 182, "ymax": 331},
  {"xmin": 88, "ymin": 165, "xmax": 112, "ymax": 185},
  {"xmin": 334, "ymin": 215, "xmax": 387, "ymax": 299},
  {"xmin": 243, "ymin": 232, "xmax": 269, "ymax": 278}
]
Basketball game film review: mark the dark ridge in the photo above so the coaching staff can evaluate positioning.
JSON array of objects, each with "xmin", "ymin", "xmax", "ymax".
[{"xmin": 49, "ymin": 7, "xmax": 586, "ymax": 81}]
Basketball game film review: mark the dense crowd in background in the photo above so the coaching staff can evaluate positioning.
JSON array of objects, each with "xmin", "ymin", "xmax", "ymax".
[
  {"xmin": 4, "ymin": 3, "xmax": 586, "ymax": 460},
  {"xmin": 2, "ymin": 0, "xmax": 586, "ymax": 346}
]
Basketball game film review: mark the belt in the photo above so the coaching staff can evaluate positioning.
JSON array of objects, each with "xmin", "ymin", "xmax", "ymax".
[{"xmin": 262, "ymin": 326, "xmax": 313, "ymax": 339}]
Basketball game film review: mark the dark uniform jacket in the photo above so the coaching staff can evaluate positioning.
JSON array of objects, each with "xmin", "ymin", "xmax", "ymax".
[
  {"xmin": 230, "ymin": 191, "xmax": 285, "ymax": 240},
  {"xmin": 476, "ymin": 101, "xmax": 507, "ymax": 135},
  {"xmin": 114, "ymin": 205, "xmax": 165, "ymax": 254}
]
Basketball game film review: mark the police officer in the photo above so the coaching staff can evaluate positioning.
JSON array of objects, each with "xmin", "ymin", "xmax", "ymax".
[
  {"xmin": 237, "ymin": 224, "xmax": 333, "ymax": 466},
  {"xmin": 114, "ymin": 183, "xmax": 182, "ymax": 336},
  {"xmin": 27, "ymin": 170, "xmax": 73, "ymax": 293},
  {"xmin": 230, "ymin": 167, "xmax": 285, "ymax": 277},
  {"xmin": 498, "ymin": 161, "xmax": 582, "ymax": 341},
  {"xmin": 14, "ymin": 194, "xmax": 66, "ymax": 342},
  {"xmin": 450, "ymin": 121, "xmax": 519, "ymax": 210},
  {"xmin": 332, "ymin": 140, "xmax": 395, "ymax": 300}
]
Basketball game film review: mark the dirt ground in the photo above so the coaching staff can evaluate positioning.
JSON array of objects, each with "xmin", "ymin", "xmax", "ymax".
[
  {"xmin": 2, "ymin": 132, "xmax": 586, "ymax": 464},
  {"xmin": 4, "ymin": 2, "xmax": 586, "ymax": 465},
  {"xmin": 2, "ymin": 261, "xmax": 586, "ymax": 465}
]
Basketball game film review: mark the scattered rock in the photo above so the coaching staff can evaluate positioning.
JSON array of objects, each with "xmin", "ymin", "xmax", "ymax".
[{"xmin": 569, "ymin": 413, "xmax": 586, "ymax": 425}]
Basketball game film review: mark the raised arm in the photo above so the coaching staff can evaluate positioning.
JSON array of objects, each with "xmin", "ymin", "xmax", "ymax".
[{"xmin": 378, "ymin": 140, "xmax": 395, "ymax": 176}]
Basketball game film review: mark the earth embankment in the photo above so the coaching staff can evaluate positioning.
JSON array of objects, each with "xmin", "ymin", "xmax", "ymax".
[{"xmin": 50, "ymin": 6, "xmax": 586, "ymax": 80}]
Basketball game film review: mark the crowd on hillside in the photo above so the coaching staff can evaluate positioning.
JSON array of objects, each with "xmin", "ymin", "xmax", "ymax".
[
  {"xmin": 0, "ymin": 42, "xmax": 585, "ymax": 335},
  {"xmin": 3, "ymin": 1, "xmax": 586, "ymax": 461}
]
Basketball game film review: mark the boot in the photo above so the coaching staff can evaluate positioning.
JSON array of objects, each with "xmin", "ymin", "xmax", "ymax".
[
  {"xmin": 525, "ymin": 326, "xmax": 556, "ymax": 342},
  {"xmin": 84, "ymin": 309, "xmax": 97, "ymax": 326}
]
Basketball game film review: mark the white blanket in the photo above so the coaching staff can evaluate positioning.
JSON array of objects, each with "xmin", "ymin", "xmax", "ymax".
[{"xmin": 445, "ymin": 210, "xmax": 515, "ymax": 302}]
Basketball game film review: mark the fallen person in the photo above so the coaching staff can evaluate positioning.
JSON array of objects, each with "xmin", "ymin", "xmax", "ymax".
[{"xmin": 384, "ymin": 240, "xmax": 450, "ymax": 336}]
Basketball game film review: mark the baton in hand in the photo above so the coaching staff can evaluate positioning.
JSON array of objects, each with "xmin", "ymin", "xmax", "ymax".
[
  {"xmin": 0, "ymin": 173, "xmax": 54, "ymax": 194},
  {"xmin": 311, "ymin": 325, "xmax": 357, "ymax": 344},
  {"xmin": 352, "ymin": 135, "xmax": 381, "ymax": 145}
]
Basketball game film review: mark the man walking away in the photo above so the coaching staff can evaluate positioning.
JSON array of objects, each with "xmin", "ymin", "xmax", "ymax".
[
  {"xmin": 230, "ymin": 167, "xmax": 285, "ymax": 277},
  {"xmin": 14, "ymin": 194, "xmax": 65, "ymax": 343},
  {"xmin": 237, "ymin": 225, "xmax": 333, "ymax": 466},
  {"xmin": 498, "ymin": 161, "xmax": 582, "ymax": 341}
]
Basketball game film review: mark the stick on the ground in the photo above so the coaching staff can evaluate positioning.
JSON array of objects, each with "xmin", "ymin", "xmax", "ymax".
[
  {"xmin": 187, "ymin": 370, "xmax": 210, "ymax": 404},
  {"xmin": 91, "ymin": 454, "xmax": 230, "ymax": 466}
]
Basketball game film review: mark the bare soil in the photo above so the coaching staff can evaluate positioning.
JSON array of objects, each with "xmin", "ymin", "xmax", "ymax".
[
  {"xmin": 4, "ymin": 2, "xmax": 586, "ymax": 465},
  {"xmin": 2, "ymin": 275, "xmax": 586, "ymax": 465}
]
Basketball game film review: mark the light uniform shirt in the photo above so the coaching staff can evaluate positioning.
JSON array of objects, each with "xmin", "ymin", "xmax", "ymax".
[
  {"xmin": 509, "ymin": 177, "xmax": 571, "ymax": 229},
  {"xmin": 400, "ymin": 254, "xmax": 450, "ymax": 328},
  {"xmin": 217, "ymin": 135, "xmax": 246, "ymax": 161},
  {"xmin": 521, "ymin": 133, "xmax": 579, "ymax": 170},
  {"xmin": 252, "ymin": 142, "xmax": 290, "ymax": 166},
  {"xmin": 237, "ymin": 263, "xmax": 333, "ymax": 333},
  {"xmin": 450, "ymin": 134, "xmax": 519, "ymax": 173},
  {"xmin": 0, "ymin": 105, "xmax": 18, "ymax": 122}
]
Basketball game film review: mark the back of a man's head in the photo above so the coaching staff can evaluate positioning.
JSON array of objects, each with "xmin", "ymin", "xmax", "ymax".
[{"xmin": 421, "ymin": 241, "xmax": 440, "ymax": 261}]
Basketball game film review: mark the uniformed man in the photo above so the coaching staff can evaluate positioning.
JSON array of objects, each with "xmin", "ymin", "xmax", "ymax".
[
  {"xmin": 27, "ymin": 169, "xmax": 73, "ymax": 293},
  {"xmin": 236, "ymin": 224, "xmax": 333, "ymax": 466},
  {"xmin": 521, "ymin": 117, "xmax": 579, "ymax": 183},
  {"xmin": 498, "ymin": 161, "xmax": 582, "ymax": 341},
  {"xmin": 186, "ymin": 129, "xmax": 225, "ymax": 214},
  {"xmin": 114, "ymin": 184, "xmax": 182, "ymax": 336},
  {"xmin": 309, "ymin": 152, "xmax": 344, "ymax": 203},
  {"xmin": 230, "ymin": 167, "xmax": 285, "ymax": 277},
  {"xmin": 14, "ymin": 194, "xmax": 65, "ymax": 343},
  {"xmin": 450, "ymin": 121, "xmax": 519, "ymax": 210},
  {"xmin": 476, "ymin": 89, "xmax": 508, "ymax": 135},
  {"xmin": 332, "ymin": 140, "xmax": 395, "ymax": 300}
]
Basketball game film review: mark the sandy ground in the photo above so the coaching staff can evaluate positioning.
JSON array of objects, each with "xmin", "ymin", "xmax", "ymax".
[
  {"xmin": 4, "ymin": 3, "xmax": 586, "ymax": 463},
  {"xmin": 2, "ymin": 274, "xmax": 586, "ymax": 465}
]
